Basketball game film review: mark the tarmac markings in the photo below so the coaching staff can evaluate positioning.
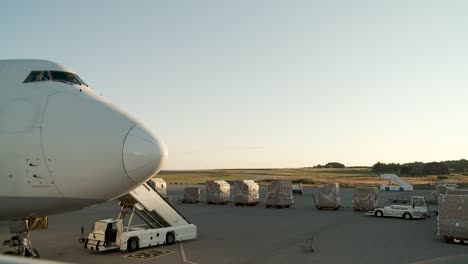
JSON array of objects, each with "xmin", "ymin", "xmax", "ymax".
[{"xmin": 125, "ymin": 249, "xmax": 174, "ymax": 260}]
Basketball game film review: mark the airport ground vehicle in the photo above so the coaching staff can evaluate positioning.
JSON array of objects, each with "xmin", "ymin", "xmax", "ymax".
[
  {"xmin": 292, "ymin": 184, "xmax": 304, "ymax": 195},
  {"xmin": 379, "ymin": 174, "xmax": 413, "ymax": 191},
  {"xmin": 85, "ymin": 183, "xmax": 196, "ymax": 252},
  {"xmin": 366, "ymin": 196, "xmax": 428, "ymax": 220}
]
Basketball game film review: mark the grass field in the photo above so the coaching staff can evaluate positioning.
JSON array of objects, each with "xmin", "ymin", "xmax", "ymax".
[{"xmin": 158, "ymin": 168, "xmax": 468, "ymax": 189}]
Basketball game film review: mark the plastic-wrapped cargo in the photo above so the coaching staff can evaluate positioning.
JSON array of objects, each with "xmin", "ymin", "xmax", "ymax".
[
  {"xmin": 433, "ymin": 184, "xmax": 458, "ymax": 198},
  {"xmin": 205, "ymin": 180, "xmax": 230, "ymax": 204},
  {"xmin": 317, "ymin": 183, "xmax": 340, "ymax": 209},
  {"xmin": 437, "ymin": 194, "xmax": 468, "ymax": 240},
  {"xmin": 265, "ymin": 181, "xmax": 293, "ymax": 208},
  {"xmin": 435, "ymin": 185, "xmax": 449, "ymax": 197},
  {"xmin": 446, "ymin": 189, "xmax": 468, "ymax": 196},
  {"xmin": 183, "ymin": 187, "xmax": 200, "ymax": 203},
  {"xmin": 353, "ymin": 187, "xmax": 378, "ymax": 211},
  {"xmin": 147, "ymin": 178, "xmax": 167, "ymax": 198},
  {"xmin": 233, "ymin": 180, "xmax": 259, "ymax": 205}
]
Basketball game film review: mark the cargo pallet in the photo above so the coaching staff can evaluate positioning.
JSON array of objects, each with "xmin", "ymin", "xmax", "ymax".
[
  {"xmin": 353, "ymin": 207, "xmax": 374, "ymax": 211},
  {"xmin": 207, "ymin": 201, "xmax": 229, "ymax": 205},
  {"xmin": 312, "ymin": 193, "xmax": 340, "ymax": 210},
  {"xmin": 234, "ymin": 202, "xmax": 259, "ymax": 206},
  {"xmin": 444, "ymin": 236, "xmax": 468, "ymax": 245},
  {"xmin": 265, "ymin": 204, "xmax": 291, "ymax": 209},
  {"xmin": 317, "ymin": 206, "xmax": 340, "ymax": 210},
  {"xmin": 181, "ymin": 200, "xmax": 199, "ymax": 204}
]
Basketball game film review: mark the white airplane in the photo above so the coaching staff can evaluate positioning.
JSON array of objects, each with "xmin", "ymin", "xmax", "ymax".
[{"xmin": 0, "ymin": 59, "xmax": 168, "ymax": 257}]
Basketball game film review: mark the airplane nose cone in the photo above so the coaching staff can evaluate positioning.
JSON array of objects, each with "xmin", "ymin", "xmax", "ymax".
[{"xmin": 123, "ymin": 125, "xmax": 168, "ymax": 183}]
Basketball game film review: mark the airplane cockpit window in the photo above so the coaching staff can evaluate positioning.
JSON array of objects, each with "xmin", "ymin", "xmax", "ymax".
[
  {"xmin": 73, "ymin": 74, "xmax": 88, "ymax": 86},
  {"xmin": 23, "ymin": 70, "xmax": 88, "ymax": 86},
  {"xmin": 50, "ymin": 71, "xmax": 81, "ymax": 85},
  {"xmin": 23, "ymin": 71, "xmax": 51, "ymax": 83}
]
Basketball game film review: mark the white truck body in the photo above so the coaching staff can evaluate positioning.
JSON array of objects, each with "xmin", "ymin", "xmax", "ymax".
[
  {"xmin": 119, "ymin": 224, "xmax": 196, "ymax": 251},
  {"xmin": 86, "ymin": 219, "xmax": 196, "ymax": 252},
  {"xmin": 366, "ymin": 196, "xmax": 428, "ymax": 220},
  {"xmin": 85, "ymin": 183, "xmax": 197, "ymax": 252}
]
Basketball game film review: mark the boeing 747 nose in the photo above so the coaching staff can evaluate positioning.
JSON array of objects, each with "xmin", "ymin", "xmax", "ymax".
[{"xmin": 123, "ymin": 124, "xmax": 168, "ymax": 183}]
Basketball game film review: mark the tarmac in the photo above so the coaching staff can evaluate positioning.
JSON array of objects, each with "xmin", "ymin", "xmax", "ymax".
[{"xmin": 1, "ymin": 185, "xmax": 468, "ymax": 264}]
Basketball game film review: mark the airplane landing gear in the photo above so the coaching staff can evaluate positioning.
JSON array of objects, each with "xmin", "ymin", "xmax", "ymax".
[
  {"xmin": 2, "ymin": 217, "xmax": 48, "ymax": 258},
  {"xmin": 3, "ymin": 234, "xmax": 39, "ymax": 258}
]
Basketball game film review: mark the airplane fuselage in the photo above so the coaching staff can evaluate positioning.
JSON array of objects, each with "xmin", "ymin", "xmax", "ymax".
[{"xmin": 0, "ymin": 60, "xmax": 167, "ymax": 220}]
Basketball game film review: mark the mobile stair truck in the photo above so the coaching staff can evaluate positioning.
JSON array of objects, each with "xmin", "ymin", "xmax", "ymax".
[
  {"xmin": 379, "ymin": 173, "xmax": 413, "ymax": 191},
  {"xmin": 85, "ymin": 183, "xmax": 197, "ymax": 252}
]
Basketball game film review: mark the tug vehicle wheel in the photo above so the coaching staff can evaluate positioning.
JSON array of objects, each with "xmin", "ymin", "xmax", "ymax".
[{"xmin": 403, "ymin": 212, "xmax": 412, "ymax": 220}]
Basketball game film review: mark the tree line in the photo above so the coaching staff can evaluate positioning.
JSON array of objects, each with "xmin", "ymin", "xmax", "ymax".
[
  {"xmin": 371, "ymin": 159, "xmax": 468, "ymax": 176},
  {"xmin": 313, "ymin": 162, "xmax": 345, "ymax": 168}
]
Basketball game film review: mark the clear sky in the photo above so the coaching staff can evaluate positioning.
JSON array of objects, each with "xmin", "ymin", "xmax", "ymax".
[{"xmin": 2, "ymin": 1, "xmax": 468, "ymax": 169}]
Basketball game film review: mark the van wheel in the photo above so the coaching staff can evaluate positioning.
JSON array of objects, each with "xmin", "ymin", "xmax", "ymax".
[
  {"xmin": 385, "ymin": 187, "xmax": 390, "ymax": 191},
  {"xmin": 127, "ymin": 237, "xmax": 139, "ymax": 252},
  {"xmin": 166, "ymin": 232, "xmax": 175, "ymax": 245},
  {"xmin": 399, "ymin": 187, "xmax": 404, "ymax": 191},
  {"xmin": 375, "ymin": 210, "xmax": 383, "ymax": 217},
  {"xmin": 403, "ymin": 213, "xmax": 412, "ymax": 220}
]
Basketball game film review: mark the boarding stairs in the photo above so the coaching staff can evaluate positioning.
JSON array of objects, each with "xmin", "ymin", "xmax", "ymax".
[
  {"xmin": 118, "ymin": 183, "xmax": 191, "ymax": 229},
  {"xmin": 380, "ymin": 173, "xmax": 413, "ymax": 190}
]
